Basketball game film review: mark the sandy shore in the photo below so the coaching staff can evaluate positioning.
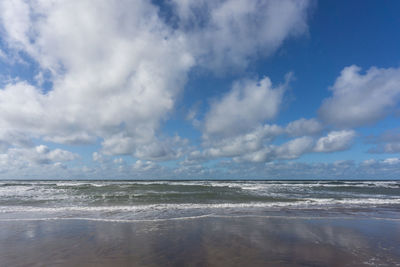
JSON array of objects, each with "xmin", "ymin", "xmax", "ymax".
[{"xmin": 0, "ymin": 216, "xmax": 399, "ymax": 266}]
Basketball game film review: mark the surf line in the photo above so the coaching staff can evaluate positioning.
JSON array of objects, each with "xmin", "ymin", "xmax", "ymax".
[{"xmin": 0, "ymin": 214, "xmax": 400, "ymax": 223}]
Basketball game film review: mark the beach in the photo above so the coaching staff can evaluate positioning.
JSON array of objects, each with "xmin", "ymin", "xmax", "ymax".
[
  {"xmin": 1, "ymin": 1, "xmax": 399, "ymax": 265},
  {"xmin": 0, "ymin": 216, "xmax": 399, "ymax": 266},
  {"xmin": 0, "ymin": 180, "xmax": 399, "ymax": 266}
]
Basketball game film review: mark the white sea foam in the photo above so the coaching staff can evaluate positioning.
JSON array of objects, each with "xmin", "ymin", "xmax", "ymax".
[
  {"xmin": 0, "ymin": 197, "xmax": 399, "ymax": 214},
  {"xmin": 1, "ymin": 213, "xmax": 400, "ymax": 223},
  {"xmin": 1, "ymin": 180, "xmax": 399, "ymax": 189}
]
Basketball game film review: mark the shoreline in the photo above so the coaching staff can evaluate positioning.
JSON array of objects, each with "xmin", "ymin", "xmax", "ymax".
[
  {"xmin": 1, "ymin": 214, "xmax": 399, "ymax": 266},
  {"xmin": 1, "ymin": 212, "xmax": 400, "ymax": 223},
  {"xmin": 2, "ymin": 179, "xmax": 400, "ymax": 181}
]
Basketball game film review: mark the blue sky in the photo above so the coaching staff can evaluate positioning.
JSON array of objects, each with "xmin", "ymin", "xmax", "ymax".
[{"xmin": 0, "ymin": 0, "xmax": 400, "ymax": 179}]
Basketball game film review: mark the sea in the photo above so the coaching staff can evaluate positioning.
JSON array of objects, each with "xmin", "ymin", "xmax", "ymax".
[{"xmin": 0, "ymin": 180, "xmax": 399, "ymax": 222}]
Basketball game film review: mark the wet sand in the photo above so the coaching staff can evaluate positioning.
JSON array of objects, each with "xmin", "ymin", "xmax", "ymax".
[{"xmin": 0, "ymin": 216, "xmax": 399, "ymax": 266}]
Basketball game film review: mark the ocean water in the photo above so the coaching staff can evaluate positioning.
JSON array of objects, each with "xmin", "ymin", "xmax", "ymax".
[{"xmin": 0, "ymin": 180, "xmax": 399, "ymax": 221}]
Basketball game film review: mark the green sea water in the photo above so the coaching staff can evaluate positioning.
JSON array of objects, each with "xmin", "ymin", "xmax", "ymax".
[{"xmin": 0, "ymin": 180, "xmax": 399, "ymax": 221}]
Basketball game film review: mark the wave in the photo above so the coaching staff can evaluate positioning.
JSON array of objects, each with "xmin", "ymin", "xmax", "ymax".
[
  {"xmin": 1, "ymin": 197, "xmax": 399, "ymax": 214},
  {"xmin": 1, "ymin": 180, "xmax": 399, "ymax": 189},
  {"xmin": 0, "ymin": 180, "xmax": 399, "ymax": 212}
]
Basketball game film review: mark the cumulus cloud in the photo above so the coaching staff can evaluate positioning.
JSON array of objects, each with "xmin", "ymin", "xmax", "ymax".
[
  {"xmin": 101, "ymin": 134, "xmax": 189, "ymax": 161},
  {"xmin": 216, "ymin": 157, "xmax": 400, "ymax": 179},
  {"xmin": 0, "ymin": 0, "xmax": 312, "ymax": 164},
  {"xmin": 204, "ymin": 75, "xmax": 290, "ymax": 138},
  {"xmin": 170, "ymin": 0, "xmax": 312, "ymax": 71},
  {"xmin": 132, "ymin": 160, "xmax": 157, "ymax": 171},
  {"xmin": 203, "ymin": 124, "xmax": 283, "ymax": 158},
  {"xmin": 377, "ymin": 143, "xmax": 400, "ymax": 153},
  {"xmin": 233, "ymin": 136, "xmax": 314, "ymax": 163},
  {"xmin": 285, "ymin": 118, "xmax": 322, "ymax": 136},
  {"xmin": 367, "ymin": 128, "xmax": 400, "ymax": 154},
  {"xmin": 0, "ymin": 0, "xmax": 194, "ymax": 158},
  {"xmin": 275, "ymin": 136, "xmax": 314, "ymax": 159},
  {"xmin": 2, "ymin": 153, "xmax": 400, "ymax": 180},
  {"xmin": 201, "ymin": 87, "xmax": 325, "ymax": 162},
  {"xmin": 319, "ymin": 65, "xmax": 400, "ymax": 128},
  {"xmin": 314, "ymin": 130, "xmax": 356, "ymax": 153},
  {"xmin": 0, "ymin": 145, "xmax": 78, "ymax": 169},
  {"xmin": 382, "ymin": 157, "xmax": 400, "ymax": 165},
  {"xmin": 113, "ymin": 158, "xmax": 124, "ymax": 165},
  {"xmin": 0, "ymin": 129, "xmax": 33, "ymax": 152},
  {"xmin": 92, "ymin": 152, "xmax": 104, "ymax": 163}
]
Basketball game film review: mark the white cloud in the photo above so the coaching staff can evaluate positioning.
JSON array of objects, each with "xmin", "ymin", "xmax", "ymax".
[
  {"xmin": 0, "ymin": 48, "xmax": 6, "ymax": 60},
  {"xmin": 0, "ymin": 1, "xmax": 31, "ymax": 50},
  {"xmin": 101, "ymin": 134, "xmax": 189, "ymax": 161},
  {"xmin": 0, "ymin": 145, "xmax": 78, "ymax": 169},
  {"xmin": 234, "ymin": 147, "xmax": 273, "ymax": 163},
  {"xmin": 216, "ymin": 158, "xmax": 400, "ymax": 180},
  {"xmin": 381, "ymin": 143, "xmax": 400, "ymax": 153},
  {"xmin": 0, "ymin": 129, "xmax": 33, "ymax": 152},
  {"xmin": 92, "ymin": 152, "xmax": 104, "ymax": 163},
  {"xmin": 46, "ymin": 148, "xmax": 78, "ymax": 162},
  {"xmin": 204, "ymin": 75, "xmax": 290, "ymax": 138},
  {"xmin": 314, "ymin": 130, "xmax": 356, "ymax": 153},
  {"xmin": 369, "ymin": 143, "xmax": 400, "ymax": 154},
  {"xmin": 361, "ymin": 159, "xmax": 376, "ymax": 166},
  {"xmin": 203, "ymin": 124, "xmax": 283, "ymax": 158},
  {"xmin": 133, "ymin": 160, "xmax": 157, "ymax": 171},
  {"xmin": 113, "ymin": 158, "xmax": 124, "ymax": 165},
  {"xmin": 367, "ymin": 129, "xmax": 400, "ymax": 154},
  {"xmin": 0, "ymin": 0, "xmax": 312, "ymax": 164},
  {"xmin": 275, "ymin": 136, "xmax": 314, "ymax": 159},
  {"xmin": 319, "ymin": 65, "xmax": 400, "ymax": 128},
  {"xmin": 382, "ymin": 157, "xmax": 400, "ymax": 165},
  {"xmin": 285, "ymin": 118, "xmax": 322, "ymax": 136},
  {"xmin": 201, "ymin": 76, "xmax": 325, "ymax": 163},
  {"xmin": 0, "ymin": 0, "xmax": 194, "ymax": 157},
  {"xmin": 234, "ymin": 136, "xmax": 314, "ymax": 163},
  {"xmin": 133, "ymin": 138, "xmax": 187, "ymax": 161},
  {"xmin": 36, "ymin": 145, "xmax": 49, "ymax": 154},
  {"xmin": 171, "ymin": 0, "xmax": 311, "ymax": 71}
]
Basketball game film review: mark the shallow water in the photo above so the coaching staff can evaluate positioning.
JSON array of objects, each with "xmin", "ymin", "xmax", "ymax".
[{"xmin": 0, "ymin": 216, "xmax": 399, "ymax": 266}]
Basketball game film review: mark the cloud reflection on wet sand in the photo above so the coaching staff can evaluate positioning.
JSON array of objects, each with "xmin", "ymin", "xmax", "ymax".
[{"xmin": 0, "ymin": 216, "xmax": 399, "ymax": 266}]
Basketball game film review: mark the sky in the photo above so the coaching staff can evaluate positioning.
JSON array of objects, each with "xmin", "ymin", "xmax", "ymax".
[{"xmin": 0, "ymin": 0, "xmax": 400, "ymax": 180}]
